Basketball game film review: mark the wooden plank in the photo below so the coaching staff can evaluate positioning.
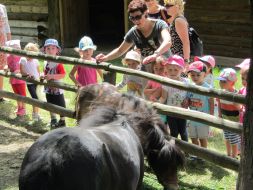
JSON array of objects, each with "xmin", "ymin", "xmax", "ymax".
[
  {"xmin": 11, "ymin": 35, "xmax": 38, "ymax": 45},
  {"xmin": 11, "ymin": 27, "xmax": 38, "ymax": 37},
  {"xmin": 213, "ymin": 56, "xmax": 245, "ymax": 68},
  {"xmin": 185, "ymin": 0, "xmax": 250, "ymax": 12},
  {"xmin": 186, "ymin": 9, "xmax": 251, "ymax": 25},
  {"xmin": 191, "ymin": 22, "xmax": 252, "ymax": 38},
  {"xmin": 1, "ymin": 0, "xmax": 47, "ymax": 6},
  {"xmin": 201, "ymin": 34, "xmax": 251, "ymax": 48},
  {"xmin": 8, "ymin": 12, "xmax": 48, "ymax": 21},
  {"xmin": 6, "ymin": 5, "xmax": 48, "ymax": 14},
  {"xmin": 9, "ymin": 20, "xmax": 47, "ymax": 28}
]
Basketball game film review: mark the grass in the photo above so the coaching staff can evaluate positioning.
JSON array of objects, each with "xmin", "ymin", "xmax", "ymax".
[{"xmin": 0, "ymin": 62, "xmax": 242, "ymax": 190}]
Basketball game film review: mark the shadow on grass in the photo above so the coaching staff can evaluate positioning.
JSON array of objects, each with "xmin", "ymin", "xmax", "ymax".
[
  {"xmin": 0, "ymin": 101, "xmax": 50, "ymax": 134},
  {"xmin": 182, "ymin": 158, "xmax": 231, "ymax": 181}
]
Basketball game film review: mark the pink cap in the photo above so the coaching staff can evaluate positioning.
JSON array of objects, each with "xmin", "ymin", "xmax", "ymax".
[
  {"xmin": 163, "ymin": 55, "xmax": 184, "ymax": 69},
  {"xmin": 195, "ymin": 55, "xmax": 215, "ymax": 68},
  {"xmin": 188, "ymin": 61, "xmax": 207, "ymax": 73},
  {"xmin": 217, "ymin": 68, "xmax": 237, "ymax": 82},
  {"xmin": 235, "ymin": 58, "xmax": 250, "ymax": 70}
]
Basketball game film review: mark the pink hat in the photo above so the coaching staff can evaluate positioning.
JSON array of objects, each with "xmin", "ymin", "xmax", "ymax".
[
  {"xmin": 163, "ymin": 55, "xmax": 184, "ymax": 69},
  {"xmin": 235, "ymin": 58, "xmax": 250, "ymax": 70},
  {"xmin": 188, "ymin": 61, "xmax": 207, "ymax": 73},
  {"xmin": 195, "ymin": 55, "xmax": 215, "ymax": 68},
  {"xmin": 217, "ymin": 68, "xmax": 237, "ymax": 82}
]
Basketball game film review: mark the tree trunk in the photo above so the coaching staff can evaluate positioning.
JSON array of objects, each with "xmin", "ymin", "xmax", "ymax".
[{"xmin": 236, "ymin": 1, "xmax": 253, "ymax": 189}]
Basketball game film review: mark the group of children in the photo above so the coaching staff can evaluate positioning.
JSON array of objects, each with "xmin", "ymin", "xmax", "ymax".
[
  {"xmin": 4, "ymin": 36, "xmax": 102, "ymax": 129},
  {"xmin": 2, "ymin": 34, "xmax": 249, "ymax": 158},
  {"xmin": 118, "ymin": 48, "xmax": 249, "ymax": 159}
]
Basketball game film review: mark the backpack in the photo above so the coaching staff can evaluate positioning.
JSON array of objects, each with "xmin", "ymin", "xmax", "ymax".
[{"xmin": 189, "ymin": 27, "xmax": 203, "ymax": 56}]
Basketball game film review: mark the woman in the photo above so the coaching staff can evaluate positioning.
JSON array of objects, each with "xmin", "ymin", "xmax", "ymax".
[
  {"xmin": 145, "ymin": 0, "xmax": 171, "ymax": 24},
  {"xmin": 164, "ymin": 0, "xmax": 190, "ymax": 69},
  {"xmin": 96, "ymin": 0, "xmax": 171, "ymax": 67}
]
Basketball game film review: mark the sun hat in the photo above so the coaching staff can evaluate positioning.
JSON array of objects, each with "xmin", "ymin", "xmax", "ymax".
[
  {"xmin": 122, "ymin": 50, "xmax": 142, "ymax": 65},
  {"xmin": 235, "ymin": 58, "xmax": 250, "ymax": 71},
  {"xmin": 6, "ymin": 39, "xmax": 21, "ymax": 49},
  {"xmin": 194, "ymin": 55, "xmax": 215, "ymax": 68},
  {"xmin": 163, "ymin": 55, "xmax": 184, "ymax": 69},
  {"xmin": 188, "ymin": 61, "xmax": 207, "ymax": 73},
  {"xmin": 43, "ymin": 39, "xmax": 61, "ymax": 51},
  {"xmin": 78, "ymin": 36, "xmax": 97, "ymax": 51},
  {"xmin": 217, "ymin": 68, "xmax": 237, "ymax": 82}
]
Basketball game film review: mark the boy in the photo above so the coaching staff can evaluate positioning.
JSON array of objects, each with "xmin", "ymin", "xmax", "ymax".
[
  {"xmin": 187, "ymin": 61, "xmax": 214, "ymax": 148},
  {"xmin": 217, "ymin": 68, "xmax": 241, "ymax": 158}
]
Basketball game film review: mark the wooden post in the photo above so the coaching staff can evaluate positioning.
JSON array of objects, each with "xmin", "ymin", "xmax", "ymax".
[
  {"xmin": 47, "ymin": 0, "xmax": 61, "ymax": 42},
  {"xmin": 237, "ymin": 1, "xmax": 253, "ymax": 189}
]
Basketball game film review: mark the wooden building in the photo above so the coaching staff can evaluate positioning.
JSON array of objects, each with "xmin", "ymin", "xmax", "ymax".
[{"xmin": 1, "ymin": 0, "xmax": 252, "ymax": 61}]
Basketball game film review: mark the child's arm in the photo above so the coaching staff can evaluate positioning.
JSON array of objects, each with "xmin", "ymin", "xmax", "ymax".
[
  {"xmin": 159, "ymin": 87, "xmax": 168, "ymax": 104},
  {"xmin": 209, "ymin": 97, "xmax": 214, "ymax": 116},
  {"xmin": 216, "ymin": 98, "xmax": 222, "ymax": 118},
  {"xmin": 45, "ymin": 64, "xmax": 66, "ymax": 81},
  {"xmin": 97, "ymin": 69, "xmax": 103, "ymax": 80},
  {"xmin": 116, "ymin": 74, "xmax": 127, "ymax": 90},
  {"xmin": 69, "ymin": 65, "xmax": 81, "ymax": 87}
]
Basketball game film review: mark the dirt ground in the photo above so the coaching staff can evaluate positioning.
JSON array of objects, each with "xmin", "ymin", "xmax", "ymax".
[{"xmin": 0, "ymin": 101, "xmax": 43, "ymax": 190}]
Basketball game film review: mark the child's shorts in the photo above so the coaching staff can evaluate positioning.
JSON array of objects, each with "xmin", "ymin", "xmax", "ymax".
[
  {"xmin": 223, "ymin": 130, "xmax": 240, "ymax": 145},
  {"xmin": 188, "ymin": 125, "xmax": 210, "ymax": 139}
]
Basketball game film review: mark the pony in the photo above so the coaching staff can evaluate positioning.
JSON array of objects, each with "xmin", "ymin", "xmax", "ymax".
[{"xmin": 19, "ymin": 83, "xmax": 185, "ymax": 190}]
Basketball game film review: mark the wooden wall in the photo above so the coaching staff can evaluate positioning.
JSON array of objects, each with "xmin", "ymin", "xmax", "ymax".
[
  {"xmin": 2, "ymin": 0, "xmax": 48, "ymax": 47},
  {"xmin": 185, "ymin": 0, "xmax": 251, "ymax": 58}
]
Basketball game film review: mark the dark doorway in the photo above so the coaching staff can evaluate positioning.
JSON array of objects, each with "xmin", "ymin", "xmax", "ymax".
[{"xmin": 88, "ymin": 0, "xmax": 125, "ymax": 48}]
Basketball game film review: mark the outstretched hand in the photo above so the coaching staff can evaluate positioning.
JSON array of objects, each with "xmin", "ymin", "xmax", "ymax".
[
  {"xmin": 95, "ymin": 53, "xmax": 106, "ymax": 64},
  {"xmin": 142, "ymin": 54, "xmax": 157, "ymax": 65}
]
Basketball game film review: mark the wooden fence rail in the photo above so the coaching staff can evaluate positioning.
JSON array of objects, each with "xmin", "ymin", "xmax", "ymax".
[
  {"xmin": 0, "ymin": 70, "xmax": 242, "ymax": 134},
  {"xmin": 0, "ymin": 90, "xmax": 239, "ymax": 171},
  {"xmin": 0, "ymin": 46, "xmax": 246, "ymax": 104}
]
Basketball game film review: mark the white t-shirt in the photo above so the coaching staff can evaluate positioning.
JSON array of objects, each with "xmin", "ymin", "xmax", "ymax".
[
  {"xmin": 162, "ymin": 77, "xmax": 189, "ymax": 107},
  {"xmin": 19, "ymin": 57, "xmax": 40, "ymax": 83}
]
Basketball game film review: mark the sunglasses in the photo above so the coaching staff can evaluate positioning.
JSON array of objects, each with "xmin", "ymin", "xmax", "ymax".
[
  {"xmin": 129, "ymin": 14, "xmax": 143, "ymax": 21},
  {"xmin": 165, "ymin": 4, "xmax": 175, "ymax": 9}
]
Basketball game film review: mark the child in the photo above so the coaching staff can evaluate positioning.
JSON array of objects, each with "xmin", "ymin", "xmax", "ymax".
[
  {"xmin": 5, "ymin": 40, "xmax": 26, "ymax": 116},
  {"xmin": 20, "ymin": 43, "xmax": 41, "ymax": 122},
  {"xmin": 0, "ymin": 8, "xmax": 9, "ymax": 102},
  {"xmin": 194, "ymin": 55, "xmax": 216, "ymax": 87},
  {"xmin": 187, "ymin": 61, "xmax": 214, "ymax": 148},
  {"xmin": 144, "ymin": 56, "xmax": 165, "ymax": 101},
  {"xmin": 217, "ymin": 68, "xmax": 241, "ymax": 158},
  {"xmin": 159, "ymin": 55, "xmax": 189, "ymax": 141},
  {"xmin": 235, "ymin": 58, "xmax": 250, "ymax": 155},
  {"xmin": 235, "ymin": 58, "xmax": 250, "ymax": 124},
  {"xmin": 116, "ymin": 50, "xmax": 143, "ymax": 97},
  {"xmin": 42, "ymin": 39, "xmax": 66, "ymax": 129},
  {"xmin": 69, "ymin": 36, "xmax": 103, "ymax": 87}
]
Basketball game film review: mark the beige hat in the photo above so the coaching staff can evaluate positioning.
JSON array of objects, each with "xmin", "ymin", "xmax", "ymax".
[
  {"xmin": 122, "ymin": 50, "xmax": 142, "ymax": 65},
  {"xmin": 6, "ymin": 39, "xmax": 21, "ymax": 49}
]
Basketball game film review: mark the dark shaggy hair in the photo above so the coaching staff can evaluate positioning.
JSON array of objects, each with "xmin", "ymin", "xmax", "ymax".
[{"xmin": 128, "ymin": 0, "xmax": 147, "ymax": 13}]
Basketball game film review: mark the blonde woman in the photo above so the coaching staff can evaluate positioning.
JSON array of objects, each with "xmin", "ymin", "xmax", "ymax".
[
  {"xmin": 20, "ymin": 43, "xmax": 41, "ymax": 122},
  {"xmin": 164, "ymin": 0, "xmax": 190, "ymax": 71}
]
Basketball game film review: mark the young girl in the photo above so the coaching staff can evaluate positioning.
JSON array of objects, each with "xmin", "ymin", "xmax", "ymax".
[
  {"xmin": 6, "ymin": 40, "xmax": 26, "ymax": 116},
  {"xmin": 187, "ymin": 61, "xmax": 214, "ymax": 148},
  {"xmin": 42, "ymin": 39, "xmax": 66, "ymax": 129},
  {"xmin": 217, "ymin": 68, "xmax": 241, "ymax": 158},
  {"xmin": 144, "ymin": 56, "xmax": 165, "ymax": 102},
  {"xmin": 194, "ymin": 55, "xmax": 216, "ymax": 87},
  {"xmin": 69, "ymin": 36, "xmax": 102, "ymax": 87},
  {"xmin": 159, "ymin": 55, "xmax": 189, "ymax": 141},
  {"xmin": 20, "ymin": 43, "xmax": 41, "ymax": 122},
  {"xmin": 116, "ymin": 50, "xmax": 144, "ymax": 97}
]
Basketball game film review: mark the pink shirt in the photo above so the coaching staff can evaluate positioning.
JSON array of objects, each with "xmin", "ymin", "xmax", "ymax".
[
  {"xmin": 239, "ymin": 87, "xmax": 246, "ymax": 123},
  {"xmin": 76, "ymin": 58, "xmax": 97, "ymax": 86},
  {"xmin": 7, "ymin": 55, "xmax": 25, "ymax": 85}
]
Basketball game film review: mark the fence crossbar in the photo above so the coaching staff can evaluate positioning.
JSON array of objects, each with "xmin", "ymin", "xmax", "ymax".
[{"xmin": 0, "ymin": 46, "xmax": 245, "ymax": 104}]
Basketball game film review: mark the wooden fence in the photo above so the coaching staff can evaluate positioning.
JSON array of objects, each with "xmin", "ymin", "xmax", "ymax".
[{"xmin": 0, "ymin": 46, "xmax": 243, "ymax": 171}]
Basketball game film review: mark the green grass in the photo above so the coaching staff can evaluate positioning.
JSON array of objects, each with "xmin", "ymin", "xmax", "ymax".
[{"xmin": 0, "ymin": 63, "xmax": 241, "ymax": 190}]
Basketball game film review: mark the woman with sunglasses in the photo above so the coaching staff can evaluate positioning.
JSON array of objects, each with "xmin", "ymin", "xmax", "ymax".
[
  {"xmin": 96, "ymin": 0, "xmax": 171, "ymax": 68},
  {"xmin": 164, "ymin": 0, "xmax": 190, "ymax": 75}
]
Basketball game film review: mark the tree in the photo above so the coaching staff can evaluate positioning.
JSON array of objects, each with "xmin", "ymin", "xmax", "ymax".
[{"xmin": 236, "ymin": 1, "xmax": 253, "ymax": 189}]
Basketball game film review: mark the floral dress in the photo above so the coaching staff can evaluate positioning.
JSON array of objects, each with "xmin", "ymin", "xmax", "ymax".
[{"xmin": 0, "ymin": 11, "xmax": 7, "ymax": 69}]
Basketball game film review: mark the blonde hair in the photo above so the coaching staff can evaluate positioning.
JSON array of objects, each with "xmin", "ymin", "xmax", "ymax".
[
  {"xmin": 163, "ymin": 0, "xmax": 185, "ymax": 14},
  {"xmin": 24, "ymin": 43, "xmax": 40, "ymax": 52}
]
